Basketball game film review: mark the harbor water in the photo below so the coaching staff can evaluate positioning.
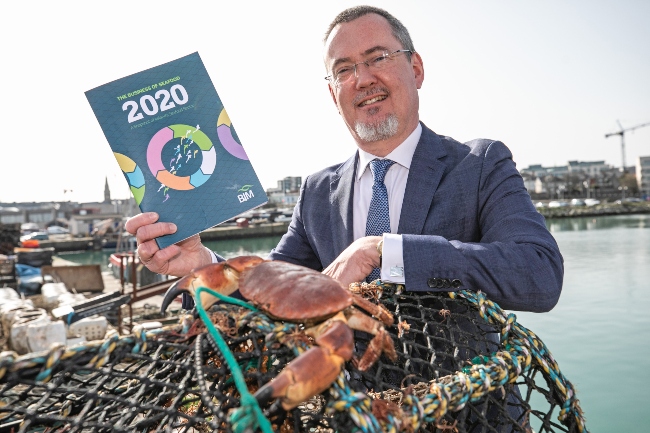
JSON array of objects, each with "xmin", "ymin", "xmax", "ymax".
[
  {"xmin": 518, "ymin": 214, "xmax": 650, "ymax": 431},
  {"xmin": 60, "ymin": 214, "xmax": 650, "ymax": 431}
]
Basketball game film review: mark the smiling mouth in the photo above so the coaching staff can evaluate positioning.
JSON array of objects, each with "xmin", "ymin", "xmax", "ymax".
[
  {"xmin": 358, "ymin": 95, "xmax": 387, "ymax": 107},
  {"xmin": 354, "ymin": 87, "xmax": 390, "ymax": 107}
]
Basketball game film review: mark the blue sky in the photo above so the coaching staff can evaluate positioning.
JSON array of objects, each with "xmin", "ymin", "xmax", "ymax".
[{"xmin": 2, "ymin": 0, "xmax": 648, "ymax": 203}]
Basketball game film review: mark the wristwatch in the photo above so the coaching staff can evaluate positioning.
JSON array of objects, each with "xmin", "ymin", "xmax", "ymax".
[{"xmin": 377, "ymin": 238, "xmax": 383, "ymax": 266}]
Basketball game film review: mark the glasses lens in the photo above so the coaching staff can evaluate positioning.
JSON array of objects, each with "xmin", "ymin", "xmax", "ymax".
[
  {"xmin": 329, "ymin": 51, "xmax": 409, "ymax": 87},
  {"xmin": 369, "ymin": 52, "xmax": 390, "ymax": 69},
  {"xmin": 333, "ymin": 67, "xmax": 354, "ymax": 86}
]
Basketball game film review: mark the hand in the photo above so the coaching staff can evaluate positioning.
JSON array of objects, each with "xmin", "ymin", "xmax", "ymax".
[
  {"xmin": 124, "ymin": 212, "xmax": 212, "ymax": 276},
  {"xmin": 322, "ymin": 236, "xmax": 382, "ymax": 287}
]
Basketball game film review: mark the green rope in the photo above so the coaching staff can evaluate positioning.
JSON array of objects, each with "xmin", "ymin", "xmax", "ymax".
[
  {"xmin": 453, "ymin": 289, "xmax": 587, "ymax": 431},
  {"xmin": 243, "ymin": 308, "xmax": 380, "ymax": 433},
  {"xmin": 193, "ymin": 286, "xmax": 273, "ymax": 433}
]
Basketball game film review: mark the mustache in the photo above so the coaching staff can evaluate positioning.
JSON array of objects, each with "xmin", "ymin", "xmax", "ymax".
[{"xmin": 352, "ymin": 87, "xmax": 389, "ymax": 106}]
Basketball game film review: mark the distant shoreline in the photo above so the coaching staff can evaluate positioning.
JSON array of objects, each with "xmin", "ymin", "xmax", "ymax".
[{"xmin": 537, "ymin": 203, "xmax": 650, "ymax": 219}]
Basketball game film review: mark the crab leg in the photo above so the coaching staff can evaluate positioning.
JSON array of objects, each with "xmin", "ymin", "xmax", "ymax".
[
  {"xmin": 344, "ymin": 307, "xmax": 398, "ymax": 370},
  {"xmin": 254, "ymin": 312, "xmax": 354, "ymax": 410},
  {"xmin": 350, "ymin": 294, "xmax": 394, "ymax": 326}
]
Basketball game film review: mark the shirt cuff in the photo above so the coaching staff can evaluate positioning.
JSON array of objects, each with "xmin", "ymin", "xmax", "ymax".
[{"xmin": 380, "ymin": 233, "xmax": 405, "ymax": 283}]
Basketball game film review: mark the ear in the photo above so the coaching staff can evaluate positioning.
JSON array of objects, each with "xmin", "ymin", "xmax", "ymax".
[
  {"xmin": 411, "ymin": 52, "xmax": 424, "ymax": 89},
  {"xmin": 328, "ymin": 83, "xmax": 340, "ymax": 113}
]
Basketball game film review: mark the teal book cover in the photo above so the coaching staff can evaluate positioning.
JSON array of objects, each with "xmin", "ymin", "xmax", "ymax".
[{"xmin": 86, "ymin": 52, "xmax": 268, "ymax": 249}]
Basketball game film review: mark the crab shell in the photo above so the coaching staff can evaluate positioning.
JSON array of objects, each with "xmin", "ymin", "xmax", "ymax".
[
  {"xmin": 161, "ymin": 257, "xmax": 353, "ymax": 324},
  {"xmin": 238, "ymin": 260, "xmax": 353, "ymax": 325}
]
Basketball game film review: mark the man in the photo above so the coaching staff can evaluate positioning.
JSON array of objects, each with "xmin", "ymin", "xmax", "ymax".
[{"xmin": 126, "ymin": 6, "xmax": 563, "ymax": 313}]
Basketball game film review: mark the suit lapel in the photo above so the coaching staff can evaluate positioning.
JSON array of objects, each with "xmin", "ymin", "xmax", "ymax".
[
  {"xmin": 330, "ymin": 153, "xmax": 358, "ymax": 256},
  {"xmin": 398, "ymin": 124, "xmax": 449, "ymax": 234}
]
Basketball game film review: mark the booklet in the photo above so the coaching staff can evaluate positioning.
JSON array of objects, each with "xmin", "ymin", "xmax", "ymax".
[{"xmin": 85, "ymin": 52, "xmax": 268, "ymax": 249}]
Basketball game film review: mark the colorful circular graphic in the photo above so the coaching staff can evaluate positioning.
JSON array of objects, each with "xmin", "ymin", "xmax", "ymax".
[
  {"xmin": 217, "ymin": 109, "xmax": 249, "ymax": 160},
  {"xmin": 114, "ymin": 153, "xmax": 145, "ymax": 205},
  {"xmin": 146, "ymin": 124, "xmax": 217, "ymax": 191}
]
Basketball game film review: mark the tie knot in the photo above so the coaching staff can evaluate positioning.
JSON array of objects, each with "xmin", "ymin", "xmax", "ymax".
[{"xmin": 369, "ymin": 159, "xmax": 395, "ymax": 184}]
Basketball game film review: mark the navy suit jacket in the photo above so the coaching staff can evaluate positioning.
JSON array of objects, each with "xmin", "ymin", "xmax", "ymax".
[{"xmin": 269, "ymin": 123, "xmax": 563, "ymax": 312}]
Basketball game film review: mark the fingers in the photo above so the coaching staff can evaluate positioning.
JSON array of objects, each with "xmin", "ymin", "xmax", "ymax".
[
  {"xmin": 135, "ymin": 223, "xmax": 177, "ymax": 263},
  {"xmin": 125, "ymin": 214, "xmax": 211, "ymax": 277},
  {"xmin": 126, "ymin": 212, "xmax": 176, "ymax": 248},
  {"xmin": 137, "ymin": 233, "xmax": 208, "ymax": 277},
  {"xmin": 323, "ymin": 236, "xmax": 383, "ymax": 286},
  {"xmin": 136, "ymin": 221, "xmax": 177, "ymax": 245},
  {"xmin": 125, "ymin": 212, "xmax": 158, "ymax": 235},
  {"xmin": 138, "ymin": 243, "xmax": 181, "ymax": 274}
]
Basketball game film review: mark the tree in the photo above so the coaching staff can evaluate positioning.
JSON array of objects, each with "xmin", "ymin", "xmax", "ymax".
[{"xmin": 619, "ymin": 173, "xmax": 639, "ymax": 194}]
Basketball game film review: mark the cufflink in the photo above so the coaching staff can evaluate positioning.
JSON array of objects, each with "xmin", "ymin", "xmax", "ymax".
[{"xmin": 390, "ymin": 266, "xmax": 404, "ymax": 277}]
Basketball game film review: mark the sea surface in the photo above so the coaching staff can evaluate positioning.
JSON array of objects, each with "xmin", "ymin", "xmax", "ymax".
[
  {"xmin": 60, "ymin": 214, "xmax": 650, "ymax": 431},
  {"xmin": 518, "ymin": 214, "xmax": 650, "ymax": 432}
]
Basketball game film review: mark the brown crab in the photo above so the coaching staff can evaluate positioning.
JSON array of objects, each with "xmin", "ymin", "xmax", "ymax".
[{"xmin": 161, "ymin": 256, "xmax": 397, "ymax": 410}]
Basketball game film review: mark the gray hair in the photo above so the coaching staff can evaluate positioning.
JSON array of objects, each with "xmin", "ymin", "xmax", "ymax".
[{"xmin": 324, "ymin": 5, "xmax": 416, "ymax": 56}]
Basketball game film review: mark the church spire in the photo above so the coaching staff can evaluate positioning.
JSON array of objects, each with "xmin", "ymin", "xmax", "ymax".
[{"xmin": 104, "ymin": 177, "xmax": 111, "ymax": 203}]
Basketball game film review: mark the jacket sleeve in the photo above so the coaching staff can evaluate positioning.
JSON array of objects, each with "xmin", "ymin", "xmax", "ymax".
[{"xmin": 402, "ymin": 141, "xmax": 564, "ymax": 312}]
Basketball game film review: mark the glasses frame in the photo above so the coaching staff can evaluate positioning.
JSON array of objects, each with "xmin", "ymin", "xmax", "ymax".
[{"xmin": 325, "ymin": 49, "xmax": 413, "ymax": 88}]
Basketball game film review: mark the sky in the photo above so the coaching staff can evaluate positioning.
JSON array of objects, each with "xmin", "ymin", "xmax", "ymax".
[{"xmin": 1, "ymin": 0, "xmax": 649, "ymax": 204}]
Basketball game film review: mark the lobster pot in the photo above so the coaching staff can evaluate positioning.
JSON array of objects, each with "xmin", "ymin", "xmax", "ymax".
[{"xmin": 0, "ymin": 285, "xmax": 586, "ymax": 433}]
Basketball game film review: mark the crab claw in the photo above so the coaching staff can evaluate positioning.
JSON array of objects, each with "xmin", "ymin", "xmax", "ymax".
[
  {"xmin": 254, "ymin": 315, "xmax": 353, "ymax": 410},
  {"xmin": 160, "ymin": 256, "xmax": 266, "ymax": 313}
]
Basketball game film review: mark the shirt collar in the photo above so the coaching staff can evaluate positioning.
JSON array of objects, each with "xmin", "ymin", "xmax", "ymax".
[{"xmin": 356, "ymin": 122, "xmax": 422, "ymax": 181}]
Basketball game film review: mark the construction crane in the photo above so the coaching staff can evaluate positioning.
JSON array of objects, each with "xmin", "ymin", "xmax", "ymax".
[{"xmin": 605, "ymin": 120, "xmax": 650, "ymax": 171}]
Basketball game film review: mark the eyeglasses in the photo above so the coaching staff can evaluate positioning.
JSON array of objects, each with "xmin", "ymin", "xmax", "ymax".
[{"xmin": 325, "ymin": 49, "xmax": 413, "ymax": 88}]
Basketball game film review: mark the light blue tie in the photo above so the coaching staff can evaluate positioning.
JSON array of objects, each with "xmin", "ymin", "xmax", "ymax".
[{"xmin": 365, "ymin": 158, "xmax": 395, "ymax": 282}]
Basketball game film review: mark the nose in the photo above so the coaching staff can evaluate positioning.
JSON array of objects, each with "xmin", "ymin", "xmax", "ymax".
[{"xmin": 354, "ymin": 61, "xmax": 377, "ymax": 88}]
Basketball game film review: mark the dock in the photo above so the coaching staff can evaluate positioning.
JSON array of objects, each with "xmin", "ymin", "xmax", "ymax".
[
  {"xmin": 51, "ymin": 256, "xmax": 172, "ymax": 312},
  {"xmin": 36, "ymin": 221, "xmax": 291, "ymax": 253},
  {"xmin": 197, "ymin": 221, "xmax": 290, "ymax": 241}
]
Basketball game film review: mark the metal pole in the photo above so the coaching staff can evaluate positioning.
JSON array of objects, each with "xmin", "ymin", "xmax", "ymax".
[{"xmin": 620, "ymin": 134, "xmax": 626, "ymax": 171}]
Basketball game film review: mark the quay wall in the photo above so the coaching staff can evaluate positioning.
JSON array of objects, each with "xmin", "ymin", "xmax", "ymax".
[
  {"xmin": 35, "ymin": 222, "xmax": 291, "ymax": 252},
  {"xmin": 39, "ymin": 237, "xmax": 95, "ymax": 252},
  {"xmin": 538, "ymin": 202, "xmax": 650, "ymax": 219},
  {"xmin": 28, "ymin": 205, "xmax": 650, "ymax": 252},
  {"xmin": 199, "ymin": 222, "xmax": 290, "ymax": 241}
]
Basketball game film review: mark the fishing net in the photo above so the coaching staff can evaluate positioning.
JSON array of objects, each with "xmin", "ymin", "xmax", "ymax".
[{"xmin": 0, "ymin": 281, "xmax": 587, "ymax": 433}]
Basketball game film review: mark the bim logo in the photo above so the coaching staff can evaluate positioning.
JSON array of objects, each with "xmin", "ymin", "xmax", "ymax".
[{"xmin": 237, "ymin": 185, "xmax": 254, "ymax": 203}]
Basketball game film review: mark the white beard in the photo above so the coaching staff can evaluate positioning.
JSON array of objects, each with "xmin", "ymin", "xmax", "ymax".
[{"xmin": 355, "ymin": 114, "xmax": 398, "ymax": 142}]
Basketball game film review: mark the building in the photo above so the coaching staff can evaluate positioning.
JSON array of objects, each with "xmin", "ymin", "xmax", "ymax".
[
  {"xmin": 104, "ymin": 177, "xmax": 111, "ymax": 203},
  {"xmin": 520, "ymin": 160, "xmax": 632, "ymax": 200},
  {"xmin": 0, "ymin": 179, "xmax": 138, "ymax": 233},
  {"xmin": 520, "ymin": 164, "xmax": 570, "ymax": 178},
  {"xmin": 0, "ymin": 203, "xmax": 68, "ymax": 226},
  {"xmin": 637, "ymin": 156, "xmax": 650, "ymax": 197},
  {"xmin": 521, "ymin": 160, "xmax": 611, "ymax": 178},
  {"xmin": 567, "ymin": 160, "xmax": 610, "ymax": 177},
  {"xmin": 266, "ymin": 176, "xmax": 302, "ymax": 205},
  {"xmin": 276, "ymin": 176, "xmax": 302, "ymax": 193}
]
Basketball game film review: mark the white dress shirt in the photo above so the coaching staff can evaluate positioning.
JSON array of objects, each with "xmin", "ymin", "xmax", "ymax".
[{"xmin": 353, "ymin": 123, "xmax": 422, "ymax": 283}]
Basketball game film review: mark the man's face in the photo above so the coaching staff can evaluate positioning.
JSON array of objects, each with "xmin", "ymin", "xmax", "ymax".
[{"xmin": 324, "ymin": 13, "xmax": 424, "ymax": 154}]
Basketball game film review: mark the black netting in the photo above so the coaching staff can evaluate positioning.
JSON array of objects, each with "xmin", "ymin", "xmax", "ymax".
[{"xmin": 0, "ymin": 282, "xmax": 587, "ymax": 433}]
